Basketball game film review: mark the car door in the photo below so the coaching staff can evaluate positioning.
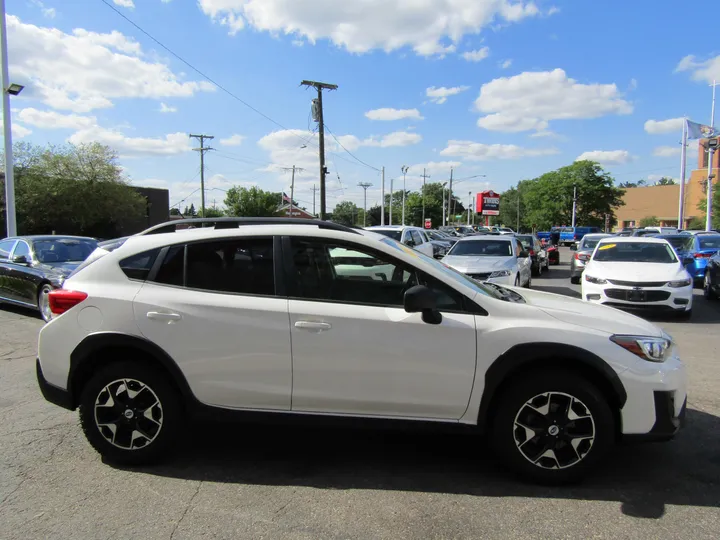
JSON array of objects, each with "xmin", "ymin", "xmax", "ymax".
[
  {"xmin": 514, "ymin": 239, "xmax": 531, "ymax": 285},
  {"xmin": 285, "ymin": 236, "xmax": 477, "ymax": 420},
  {"xmin": 0, "ymin": 239, "xmax": 18, "ymax": 303},
  {"xmin": 132, "ymin": 236, "xmax": 292, "ymax": 410},
  {"xmin": 416, "ymin": 229, "xmax": 435, "ymax": 257},
  {"xmin": 6, "ymin": 240, "xmax": 41, "ymax": 305}
]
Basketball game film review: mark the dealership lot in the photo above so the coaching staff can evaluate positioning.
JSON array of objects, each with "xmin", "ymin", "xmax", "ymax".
[{"xmin": 1, "ymin": 252, "xmax": 719, "ymax": 539}]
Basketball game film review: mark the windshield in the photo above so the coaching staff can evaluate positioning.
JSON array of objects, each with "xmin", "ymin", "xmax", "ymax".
[
  {"xmin": 33, "ymin": 238, "xmax": 98, "ymax": 263},
  {"xmin": 448, "ymin": 239, "xmax": 513, "ymax": 257},
  {"xmin": 698, "ymin": 236, "xmax": 720, "ymax": 250},
  {"xmin": 581, "ymin": 236, "xmax": 609, "ymax": 250},
  {"xmin": 658, "ymin": 236, "xmax": 693, "ymax": 251},
  {"xmin": 379, "ymin": 237, "xmax": 508, "ymax": 301},
  {"xmin": 593, "ymin": 242, "xmax": 678, "ymax": 263},
  {"xmin": 372, "ymin": 230, "xmax": 402, "ymax": 241}
]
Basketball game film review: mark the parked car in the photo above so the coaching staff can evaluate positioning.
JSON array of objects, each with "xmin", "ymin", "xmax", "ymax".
[
  {"xmin": 0, "ymin": 235, "xmax": 98, "ymax": 322},
  {"xmin": 559, "ymin": 227, "xmax": 603, "ymax": 246},
  {"xmin": 678, "ymin": 234, "xmax": 720, "ymax": 286},
  {"xmin": 703, "ymin": 250, "xmax": 720, "ymax": 300},
  {"xmin": 492, "ymin": 226, "xmax": 515, "ymax": 235},
  {"xmin": 642, "ymin": 227, "xmax": 679, "ymax": 235},
  {"xmin": 442, "ymin": 235, "xmax": 532, "ymax": 287},
  {"xmin": 425, "ymin": 230, "xmax": 455, "ymax": 258},
  {"xmin": 631, "ymin": 228, "xmax": 660, "ymax": 237},
  {"xmin": 581, "ymin": 237, "xmax": 693, "ymax": 318},
  {"xmin": 569, "ymin": 234, "xmax": 612, "ymax": 284},
  {"xmin": 36, "ymin": 218, "xmax": 687, "ymax": 484},
  {"xmin": 514, "ymin": 234, "xmax": 549, "ymax": 276},
  {"xmin": 536, "ymin": 230, "xmax": 551, "ymax": 242},
  {"xmin": 472, "ymin": 226, "xmax": 491, "ymax": 234},
  {"xmin": 365, "ymin": 226, "xmax": 434, "ymax": 257},
  {"xmin": 426, "ymin": 229, "xmax": 457, "ymax": 246}
]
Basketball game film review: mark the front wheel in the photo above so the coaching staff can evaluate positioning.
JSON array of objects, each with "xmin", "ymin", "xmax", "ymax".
[
  {"xmin": 37, "ymin": 284, "xmax": 54, "ymax": 323},
  {"xmin": 79, "ymin": 361, "xmax": 184, "ymax": 465},
  {"xmin": 490, "ymin": 371, "xmax": 615, "ymax": 484}
]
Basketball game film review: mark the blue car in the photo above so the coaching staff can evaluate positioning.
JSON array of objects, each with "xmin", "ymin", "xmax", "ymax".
[
  {"xmin": 559, "ymin": 226, "xmax": 602, "ymax": 246},
  {"xmin": 657, "ymin": 233, "xmax": 720, "ymax": 286}
]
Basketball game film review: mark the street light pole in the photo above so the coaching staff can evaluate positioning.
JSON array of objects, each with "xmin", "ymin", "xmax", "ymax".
[
  {"xmin": 441, "ymin": 182, "xmax": 447, "ymax": 226},
  {"xmin": 468, "ymin": 191, "xmax": 472, "ymax": 225},
  {"xmin": 401, "ymin": 165, "xmax": 409, "ymax": 225},
  {"xmin": 1, "ymin": 0, "xmax": 18, "ymax": 236},
  {"xmin": 571, "ymin": 185, "xmax": 577, "ymax": 228}
]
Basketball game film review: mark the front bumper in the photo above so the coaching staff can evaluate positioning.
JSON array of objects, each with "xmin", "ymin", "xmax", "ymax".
[
  {"xmin": 581, "ymin": 281, "xmax": 693, "ymax": 313},
  {"xmin": 36, "ymin": 358, "xmax": 74, "ymax": 410},
  {"xmin": 624, "ymin": 393, "xmax": 686, "ymax": 442}
]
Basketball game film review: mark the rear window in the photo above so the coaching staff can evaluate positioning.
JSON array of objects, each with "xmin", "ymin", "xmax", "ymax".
[
  {"xmin": 372, "ymin": 230, "xmax": 402, "ymax": 241},
  {"xmin": 449, "ymin": 239, "xmax": 513, "ymax": 257},
  {"xmin": 698, "ymin": 236, "xmax": 720, "ymax": 249},
  {"xmin": 120, "ymin": 249, "xmax": 160, "ymax": 281}
]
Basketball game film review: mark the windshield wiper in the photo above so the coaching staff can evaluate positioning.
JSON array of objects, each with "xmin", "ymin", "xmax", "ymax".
[{"xmin": 484, "ymin": 282, "xmax": 526, "ymax": 303}]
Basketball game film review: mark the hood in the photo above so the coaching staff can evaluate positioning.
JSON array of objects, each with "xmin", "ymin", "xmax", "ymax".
[
  {"xmin": 516, "ymin": 287, "xmax": 663, "ymax": 337},
  {"xmin": 443, "ymin": 255, "xmax": 512, "ymax": 272},
  {"xmin": 584, "ymin": 261, "xmax": 687, "ymax": 282}
]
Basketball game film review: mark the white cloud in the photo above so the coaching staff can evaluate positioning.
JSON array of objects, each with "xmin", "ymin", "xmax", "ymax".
[
  {"xmin": 576, "ymin": 150, "xmax": 633, "ymax": 165},
  {"xmin": 69, "ymin": 127, "xmax": 191, "ymax": 157},
  {"xmin": 159, "ymin": 102, "xmax": 177, "ymax": 113},
  {"xmin": 475, "ymin": 69, "xmax": 632, "ymax": 132},
  {"xmin": 461, "ymin": 47, "xmax": 489, "ymax": 62},
  {"xmin": 220, "ymin": 134, "xmax": 245, "ymax": 146},
  {"xmin": 43, "ymin": 7, "xmax": 56, "ymax": 18},
  {"xmin": 365, "ymin": 108, "xmax": 424, "ymax": 121},
  {"xmin": 653, "ymin": 146, "xmax": 681, "ymax": 157},
  {"xmin": 365, "ymin": 131, "xmax": 422, "ymax": 147},
  {"xmin": 409, "ymin": 161, "xmax": 462, "ymax": 175},
  {"xmin": 198, "ymin": 0, "xmax": 540, "ymax": 56},
  {"xmin": 675, "ymin": 55, "xmax": 720, "ymax": 84},
  {"xmin": 12, "ymin": 124, "xmax": 32, "ymax": 139},
  {"xmin": 17, "ymin": 108, "xmax": 96, "ymax": 130},
  {"xmin": 644, "ymin": 117, "xmax": 684, "ymax": 135},
  {"xmin": 529, "ymin": 130, "xmax": 557, "ymax": 138},
  {"xmin": 7, "ymin": 15, "xmax": 214, "ymax": 113},
  {"xmin": 499, "ymin": 59, "xmax": 512, "ymax": 69},
  {"xmin": 547, "ymin": 6, "xmax": 560, "ymax": 16},
  {"xmin": 440, "ymin": 140, "xmax": 559, "ymax": 160},
  {"xmin": 426, "ymin": 85, "xmax": 470, "ymax": 104},
  {"xmin": 292, "ymin": 39, "xmax": 304, "ymax": 47},
  {"xmin": 113, "ymin": 0, "xmax": 135, "ymax": 7}
]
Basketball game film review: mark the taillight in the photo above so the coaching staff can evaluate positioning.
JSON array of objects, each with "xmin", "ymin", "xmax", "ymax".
[
  {"xmin": 48, "ymin": 290, "xmax": 88, "ymax": 315},
  {"xmin": 574, "ymin": 252, "xmax": 580, "ymax": 260},
  {"xmin": 694, "ymin": 252, "xmax": 711, "ymax": 259}
]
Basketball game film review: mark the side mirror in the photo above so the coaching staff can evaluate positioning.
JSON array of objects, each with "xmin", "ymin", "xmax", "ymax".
[
  {"xmin": 570, "ymin": 244, "xmax": 577, "ymax": 251},
  {"xmin": 12, "ymin": 255, "xmax": 29, "ymax": 264},
  {"xmin": 403, "ymin": 285, "xmax": 442, "ymax": 325}
]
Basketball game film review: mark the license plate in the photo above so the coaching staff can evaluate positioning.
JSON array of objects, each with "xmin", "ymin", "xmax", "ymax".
[{"xmin": 627, "ymin": 290, "xmax": 645, "ymax": 302}]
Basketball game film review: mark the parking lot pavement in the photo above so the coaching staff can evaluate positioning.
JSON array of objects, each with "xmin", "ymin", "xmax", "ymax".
[{"xmin": 0, "ymin": 251, "xmax": 718, "ymax": 540}]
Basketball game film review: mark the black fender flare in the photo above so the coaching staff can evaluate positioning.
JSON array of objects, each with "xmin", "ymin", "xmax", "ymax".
[
  {"xmin": 68, "ymin": 332, "xmax": 196, "ymax": 408},
  {"xmin": 475, "ymin": 342, "xmax": 627, "ymax": 432}
]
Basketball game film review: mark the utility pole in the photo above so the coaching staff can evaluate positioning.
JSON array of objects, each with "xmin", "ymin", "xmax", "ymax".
[
  {"xmin": 281, "ymin": 166, "xmax": 304, "ymax": 217},
  {"xmin": 468, "ymin": 191, "xmax": 472, "ymax": 225},
  {"xmin": 311, "ymin": 184, "xmax": 318, "ymax": 217},
  {"xmin": 1, "ymin": 0, "xmax": 21, "ymax": 237},
  {"xmin": 571, "ymin": 184, "xmax": 577, "ymax": 228},
  {"xmin": 516, "ymin": 190, "xmax": 520, "ymax": 232},
  {"xmin": 442, "ymin": 182, "xmax": 448, "ymax": 226},
  {"xmin": 301, "ymin": 79, "xmax": 338, "ymax": 221},
  {"xmin": 420, "ymin": 168, "xmax": 431, "ymax": 222},
  {"xmin": 381, "ymin": 166, "xmax": 385, "ymax": 225},
  {"xmin": 708, "ymin": 81, "xmax": 718, "ymax": 231},
  {"xmin": 389, "ymin": 177, "xmax": 394, "ymax": 225},
  {"xmin": 447, "ymin": 167, "xmax": 454, "ymax": 224},
  {"xmin": 189, "ymin": 134, "xmax": 214, "ymax": 218},
  {"xmin": 358, "ymin": 182, "xmax": 373, "ymax": 226},
  {"xmin": 401, "ymin": 165, "xmax": 409, "ymax": 225}
]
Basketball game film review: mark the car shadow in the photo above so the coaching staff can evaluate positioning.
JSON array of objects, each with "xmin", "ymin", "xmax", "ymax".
[
  {"xmin": 0, "ymin": 301, "xmax": 42, "ymax": 321},
  {"xmin": 119, "ymin": 407, "xmax": 720, "ymax": 519}
]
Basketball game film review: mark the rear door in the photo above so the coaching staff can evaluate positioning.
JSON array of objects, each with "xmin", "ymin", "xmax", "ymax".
[
  {"xmin": 416, "ymin": 229, "xmax": 435, "ymax": 257},
  {"xmin": 132, "ymin": 236, "xmax": 292, "ymax": 410},
  {"xmin": 0, "ymin": 239, "xmax": 19, "ymax": 303}
]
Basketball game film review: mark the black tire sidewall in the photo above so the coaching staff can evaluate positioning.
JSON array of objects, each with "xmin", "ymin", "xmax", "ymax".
[
  {"xmin": 491, "ymin": 371, "xmax": 615, "ymax": 485},
  {"xmin": 79, "ymin": 361, "xmax": 183, "ymax": 465}
]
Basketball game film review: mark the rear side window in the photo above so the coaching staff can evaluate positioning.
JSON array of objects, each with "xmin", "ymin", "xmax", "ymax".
[
  {"xmin": 0, "ymin": 239, "xmax": 16, "ymax": 259},
  {"xmin": 120, "ymin": 249, "xmax": 160, "ymax": 281},
  {"xmin": 154, "ymin": 245, "xmax": 185, "ymax": 287}
]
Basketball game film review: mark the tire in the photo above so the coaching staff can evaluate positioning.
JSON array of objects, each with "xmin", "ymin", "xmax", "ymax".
[
  {"xmin": 705, "ymin": 274, "xmax": 717, "ymax": 300},
  {"xmin": 570, "ymin": 275, "xmax": 581, "ymax": 285},
  {"xmin": 514, "ymin": 275, "xmax": 520, "ymax": 287},
  {"xmin": 79, "ymin": 361, "xmax": 184, "ymax": 465},
  {"xmin": 524, "ymin": 274, "xmax": 532, "ymax": 289},
  {"xmin": 490, "ymin": 370, "xmax": 615, "ymax": 485},
  {"xmin": 677, "ymin": 308, "xmax": 693, "ymax": 321},
  {"xmin": 37, "ymin": 283, "xmax": 54, "ymax": 323}
]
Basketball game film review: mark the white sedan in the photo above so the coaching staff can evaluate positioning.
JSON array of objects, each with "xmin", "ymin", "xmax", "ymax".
[
  {"xmin": 581, "ymin": 237, "xmax": 693, "ymax": 318},
  {"xmin": 442, "ymin": 235, "xmax": 531, "ymax": 287}
]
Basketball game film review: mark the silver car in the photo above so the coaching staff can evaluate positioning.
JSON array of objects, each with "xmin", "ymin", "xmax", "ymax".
[{"xmin": 569, "ymin": 233, "xmax": 612, "ymax": 284}]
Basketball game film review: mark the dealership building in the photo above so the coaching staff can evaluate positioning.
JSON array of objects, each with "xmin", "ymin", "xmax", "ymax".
[{"xmin": 615, "ymin": 141, "xmax": 715, "ymax": 229}]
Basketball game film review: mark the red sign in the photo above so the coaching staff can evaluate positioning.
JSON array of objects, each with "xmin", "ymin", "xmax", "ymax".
[
  {"xmin": 424, "ymin": 218, "xmax": 432, "ymax": 229},
  {"xmin": 476, "ymin": 190, "xmax": 500, "ymax": 216}
]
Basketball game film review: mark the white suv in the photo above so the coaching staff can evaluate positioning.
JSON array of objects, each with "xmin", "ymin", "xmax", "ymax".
[
  {"xmin": 37, "ymin": 218, "xmax": 686, "ymax": 484},
  {"xmin": 365, "ymin": 226, "xmax": 434, "ymax": 257}
]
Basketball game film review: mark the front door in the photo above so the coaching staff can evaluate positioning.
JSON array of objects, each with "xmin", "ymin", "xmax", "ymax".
[
  {"xmin": 285, "ymin": 237, "xmax": 477, "ymax": 420},
  {"xmin": 132, "ymin": 237, "xmax": 292, "ymax": 410}
]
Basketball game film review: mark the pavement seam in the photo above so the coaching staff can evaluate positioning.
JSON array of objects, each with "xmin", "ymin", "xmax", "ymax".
[{"xmin": 169, "ymin": 481, "xmax": 202, "ymax": 540}]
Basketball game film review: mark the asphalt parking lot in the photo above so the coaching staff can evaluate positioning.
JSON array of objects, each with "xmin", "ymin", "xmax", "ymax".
[{"xmin": 1, "ymin": 249, "xmax": 718, "ymax": 539}]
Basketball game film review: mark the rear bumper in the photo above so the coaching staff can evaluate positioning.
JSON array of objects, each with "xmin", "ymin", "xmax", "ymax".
[
  {"xmin": 624, "ymin": 392, "xmax": 686, "ymax": 442},
  {"xmin": 36, "ymin": 358, "xmax": 74, "ymax": 410}
]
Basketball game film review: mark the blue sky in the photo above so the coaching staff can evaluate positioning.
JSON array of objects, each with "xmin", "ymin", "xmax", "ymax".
[{"xmin": 6, "ymin": 0, "xmax": 719, "ymax": 213}]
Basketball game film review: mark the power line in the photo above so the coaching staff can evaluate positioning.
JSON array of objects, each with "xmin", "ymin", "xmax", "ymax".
[{"xmin": 324, "ymin": 123, "xmax": 381, "ymax": 172}]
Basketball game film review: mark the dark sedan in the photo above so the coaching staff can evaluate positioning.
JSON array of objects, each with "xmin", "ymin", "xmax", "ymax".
[
  {"xmin": 704, "ymin": 249, "xmax": 720, "ymax": 300},
  {"xmin": 0, "ymin": 235, "xmax": 98, "ymax": 321}
]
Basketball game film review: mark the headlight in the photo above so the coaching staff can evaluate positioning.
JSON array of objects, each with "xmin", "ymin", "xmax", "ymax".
[
  {"xmin": 584, "ymin": 275, "xmax": 607, "ymax": 284},
  {"xmin": 489, "ymin": 269, "xmax": 512, "ymax": 278},
  {"xmin": 667, "ymin": 278, "xmax": 692, "ymax": 288},
  {"xmin": 610, "ymin": 335, "xmax": 672, "ymax": 363}
]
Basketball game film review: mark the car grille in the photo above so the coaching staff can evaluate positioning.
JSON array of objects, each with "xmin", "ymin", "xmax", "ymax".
[
  {"xmin": 604, "ymin": 289, "xmax": 671, "ymax": 302},
  {"xmin": 607, "ymin": 279, "xmax": 667, "ymax": 287},
  {"xmin": 468, "ymin": 272, "xmax": 491, "ymax": 281},
  {"xmin": 602, "ymin": 302, "xmax": 676, "ymax": 311}
]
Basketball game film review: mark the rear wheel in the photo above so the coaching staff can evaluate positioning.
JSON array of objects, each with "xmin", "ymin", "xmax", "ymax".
[
  {"xmin": 570, "ymin": 275, "xmax": 581, "ymax": 285},
  {"xmin": 514, "ymin": 275, "xmax": 520, "ymax": 287},
  {"xmin": 37, "ymin": 284, "xmax": 54, "ymax": 323},
  {"xmin": 705, "ymin": 274, "xmax": 717, "ymax": 300},
  {"xmin": 490, "ymin": 371, "xmax": 614, "ymax": 484},
  {"xmin": 79, "ymin": 361, "xmax": 184, "ymax": 465}
]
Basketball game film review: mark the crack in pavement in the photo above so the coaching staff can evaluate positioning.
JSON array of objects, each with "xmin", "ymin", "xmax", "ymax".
[
  {"xmin": 0, "ymin": 478, "xmax": 27, "ymax": 507},
  {"xmin": 169, "ymin": 481, "xmax": 202, "ymax": 540}
]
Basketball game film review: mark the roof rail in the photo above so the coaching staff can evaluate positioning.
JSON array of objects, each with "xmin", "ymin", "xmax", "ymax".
[{"xmin": 137, "ymin": 217, "xmax": 361, "ymax": 236}]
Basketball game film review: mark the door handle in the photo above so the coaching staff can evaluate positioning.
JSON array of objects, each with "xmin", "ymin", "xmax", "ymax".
[
  {"xmin": 147, "ymin": 311, "xmax": 182, "ymax": 322},
  {"xmin": 294, "ymin": 321, "xmax": 332, "ymax": 332}
]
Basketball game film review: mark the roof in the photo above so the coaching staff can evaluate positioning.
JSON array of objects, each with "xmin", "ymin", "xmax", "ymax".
[
  {"xmin": 456, "ymin": 235, "xmax": 513, "ymax": 242},
  {"xmin": 598, "ymin": 236, "xmax": 669, "ymax": 244},
  {"xmin": 5, "ymin": 235, "xmax": 96, "ymax": 242},
  {"xmin": 365, "ymin": 225, "xmax": 421, "ymax": 231}
]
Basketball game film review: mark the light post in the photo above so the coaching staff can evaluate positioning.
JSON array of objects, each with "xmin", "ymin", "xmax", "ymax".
[
  {"xmin": 401, "ymin": 165, "xmax": 409, "ymax": 225},
  {"xmin": 441, "ymin": 181, "xmax": 448, "ymax": 226}
]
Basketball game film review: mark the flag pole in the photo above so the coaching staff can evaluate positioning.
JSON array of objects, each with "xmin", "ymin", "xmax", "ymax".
[{"xmin": 678, "ymin": 118, "xmax": 688, "ymax": 228}]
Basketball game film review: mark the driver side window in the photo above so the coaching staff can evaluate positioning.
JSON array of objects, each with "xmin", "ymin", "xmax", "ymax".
[{"xmin": 289, "ymin": 238, "xmax": 415, "ymax": 307}]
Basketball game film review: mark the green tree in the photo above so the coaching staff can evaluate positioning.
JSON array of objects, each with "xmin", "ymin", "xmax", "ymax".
[
  {"xmin": 331, "ymin": 201, "xmax": 361, "ymax": 226},
  {"xmin": 696, "ymin": 183, "xmax": 720, "ymax": 229},
  {"xmin": 183, "ymin": 204, "xmax": 197, "ymax": 217},
  {"xmin": 197, "ymin": 207, "xmax": 225, "ymax": 218},
  {"xmin": 1, "ymin": 142, "xmax": 145, "ymax": 237},
  {"xmin": 521, "ymin": 161, "xmax": 625, "ymax": 230},
  {"xmin": 639, "ymin": 216, "xmax": 660, "ymax": 227},
  {"xmin": 224, "ymin": 186, "xmax": 280, "ymax": 217},
  {"xmin": 656, "ymin": 177, "xmax": 676, "ymax": 186},
  {"xmin": 687, "ymin": 216, "xmax": 706, "ymax": 230},
  {"xmin": 169, "ymin": 208, "xmax": 181, "ymax": 216}
]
